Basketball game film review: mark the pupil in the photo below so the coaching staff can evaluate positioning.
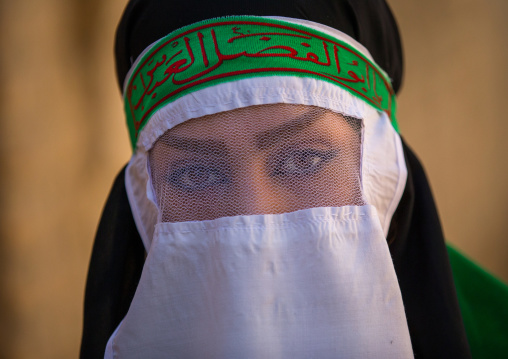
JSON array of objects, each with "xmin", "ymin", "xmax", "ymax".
[
  {"xmin": 296, "ymin": 152, "xmax": 315, "ymax": 168},
  {"xmin": 188, "ymin": 167, "xmax": 208, "ymax": 183}
]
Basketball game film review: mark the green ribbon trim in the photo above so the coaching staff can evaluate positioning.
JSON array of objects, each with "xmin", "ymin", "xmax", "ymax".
[{"xmin": 124, "ymin": 16, "xmax": 397, "ymax": 149}]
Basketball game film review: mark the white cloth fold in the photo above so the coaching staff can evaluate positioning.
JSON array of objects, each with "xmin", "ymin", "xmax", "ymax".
[{"xmin": 106, "ymin": 205, "xmax": 413, "ymax": 358}]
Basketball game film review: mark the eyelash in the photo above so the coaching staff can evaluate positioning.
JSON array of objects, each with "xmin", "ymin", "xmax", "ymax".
[{"xmin": 166, "ymin": 148, "xmax": 338, "ymax": 191}]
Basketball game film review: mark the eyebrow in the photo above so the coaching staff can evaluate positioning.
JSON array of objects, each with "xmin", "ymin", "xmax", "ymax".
[
  {"xmin": 254, "ymin": 109, "xmax": 325, "ymax": 150},
  {"xmin": 157, "ymin": 135, "xmax": 229, "ymax": 156},
  {"xmin": 157, "ymin": 109, "xmax": 326, "ymax": 154}
]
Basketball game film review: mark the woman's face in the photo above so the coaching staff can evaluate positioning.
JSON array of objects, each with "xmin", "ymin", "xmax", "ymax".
[{"xmin": 149, "ymin": 104, "xmax": 364, "ymax": 222}]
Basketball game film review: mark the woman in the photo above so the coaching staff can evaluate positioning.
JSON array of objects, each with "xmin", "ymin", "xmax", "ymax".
[{"xmin": 81, "ymin": 0, "xmax": 472, "ymax": 357}]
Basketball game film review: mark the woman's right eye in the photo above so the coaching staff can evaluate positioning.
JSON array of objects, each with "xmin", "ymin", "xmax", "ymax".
[{"xmin": 167, "ymin": 164, "xmax": 230, "ymax": 191}]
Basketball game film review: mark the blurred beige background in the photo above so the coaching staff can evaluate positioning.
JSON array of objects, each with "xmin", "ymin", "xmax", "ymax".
[{"xmin": 0, "ymin": 0, "xmax": 506, "ymax": 358}]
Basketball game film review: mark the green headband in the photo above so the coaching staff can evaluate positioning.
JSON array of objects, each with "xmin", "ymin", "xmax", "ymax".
[{"xmin": 124, "ymin": 16, "xmax": 398, "ymax": 149}]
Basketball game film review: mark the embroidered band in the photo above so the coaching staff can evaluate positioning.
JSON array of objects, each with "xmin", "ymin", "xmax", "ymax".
[{"xmin": 124, "ymin": 16, "xmax": 398, "ymax": 149}]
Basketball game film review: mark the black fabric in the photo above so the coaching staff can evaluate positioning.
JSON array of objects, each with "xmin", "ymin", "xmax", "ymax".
[
  {"xmin": 114, "ymin": 0, "xmax": 403, "ymax": 94},
  {"xmin": 80, "ymin": 167, "xmax": 146, "ymax": 359},
  {"xmin": 388, "ymin": 140, "xmax": 471, "ymax": 358}
]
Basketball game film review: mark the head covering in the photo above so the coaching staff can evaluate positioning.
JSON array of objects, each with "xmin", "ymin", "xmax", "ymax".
[
  {"xmin": 81, "ymin": 1, "xmax": 471, "ymax": 358},
  {"xmin": 114, "ymin": 0, "xmax": 403, "ymax": 95}
]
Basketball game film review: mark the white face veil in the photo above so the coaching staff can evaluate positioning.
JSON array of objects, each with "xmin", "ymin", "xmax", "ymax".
[{"xmin": 106, "ymin": 16, "xmax": 413, "ymax": 358}]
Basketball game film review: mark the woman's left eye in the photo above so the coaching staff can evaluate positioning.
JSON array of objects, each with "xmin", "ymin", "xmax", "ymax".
[{"xmin": 270, "ymin": 148, "xmax": 338, "ymax": 177}]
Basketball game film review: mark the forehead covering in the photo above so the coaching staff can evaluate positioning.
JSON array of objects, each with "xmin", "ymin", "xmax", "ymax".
[
  {"xmin": 122, "ymin": 16, "xmax": 397, "ymax": 149},
  {"xmin": 115, "ymin": 0, "xmax": 403, "ymax": 95}
]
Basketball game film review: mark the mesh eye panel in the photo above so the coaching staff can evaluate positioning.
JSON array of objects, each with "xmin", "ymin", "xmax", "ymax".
[{"xmin": 149, "ymin": 104, "xmax": 364, "ymax": 223}]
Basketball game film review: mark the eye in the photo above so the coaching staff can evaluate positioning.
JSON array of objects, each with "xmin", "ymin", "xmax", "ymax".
[
  {"xmin": 167, "ymin": 164, "xmax": 231, "ymax": 191},
  {"xmin": 270, "ymin": 148, "xmax": 338, "ymax": 177}
]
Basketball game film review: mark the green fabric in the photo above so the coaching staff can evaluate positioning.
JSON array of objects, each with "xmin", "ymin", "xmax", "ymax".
[
  {"xmin": 447, "ymin": 245, "xmax": 508, "ymax": 358},
  {"xmin": 124, "ymin": 16, "xmax": 397, "ymax": 149}
]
